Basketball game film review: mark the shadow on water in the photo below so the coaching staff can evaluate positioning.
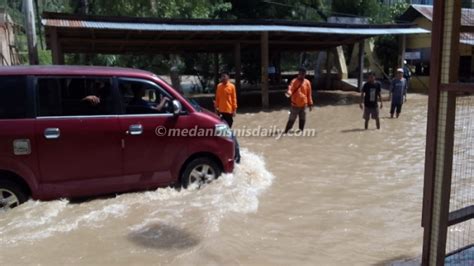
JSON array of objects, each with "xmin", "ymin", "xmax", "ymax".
[
  {"xmin": 374, "ymin": 255, "xmax": 420, "ymax": 266},
  {"xmin": 191, "ymin": 90, "xmax": 367, "ymax": 114},
  {"xmin": 128, "ymin": 223, "xmax": 200, "ymax": 250},
  {"xmin": 340, "ymin": 128, "xmax": 367, "ymax": 133}
]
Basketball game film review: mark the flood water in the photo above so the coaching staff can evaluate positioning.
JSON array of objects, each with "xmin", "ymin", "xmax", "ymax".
[{"xmin": 0, "ymin": 94, "xmax": 428, "ymax": 265}]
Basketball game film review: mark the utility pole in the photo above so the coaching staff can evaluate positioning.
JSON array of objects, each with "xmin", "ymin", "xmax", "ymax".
[{"xmin": 24, "ymin": 0, "xmax": 39, "ymax": 65}]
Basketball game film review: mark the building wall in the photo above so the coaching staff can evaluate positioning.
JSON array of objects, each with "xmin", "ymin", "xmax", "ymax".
[
  {"xmin": 406, "ymin": 17, "xmax": 432, "ymax": 49},
  {"xmin": 0, "ymin": 12, "xmax": 17, "ymax": 66},
  {"xmin": 0, "ymin": 27, "xmax": 10, "ymax": 65}
]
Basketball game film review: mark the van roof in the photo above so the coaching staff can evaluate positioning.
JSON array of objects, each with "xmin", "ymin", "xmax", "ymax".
[{"xmin": 0, "ymin": 65, "xmax": 156, "ymax": 79}]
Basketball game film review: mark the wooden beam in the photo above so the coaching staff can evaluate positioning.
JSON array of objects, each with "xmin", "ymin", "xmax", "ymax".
[
  {"xmin": 261, "ymin": 31, "xmax": 269, "ymax": 109},
  {"xmin": 234, "ymin": 42, "xmax": 241, "ymax": 99},
  {"xmin": 422, "ymin": 0, "xmax": 461, "ymax": 265},
  {"xmin": 214, "ymin": 53, "xmax": 219, "ymax": 88},
  {"xmin": 325, "ymin": 49, "xmax": 331, "ymax": 90},
  {"xmin": 399, "ymin": 34, "xmax": 406, "ymax": 67},
  {"xmin": 357, "ymin": 40, "xmax": 364, "ymax": 92},
  {"xmin": 50, "ymin": 28, "xmax": 64, "ymax": 65},
  {"xmin": 58, "ymin": 37, "xmax": 353, "ymax": 47},
  {"xmin": 448, "ymin": 205, "xmax": 474, "ymax": 226}
]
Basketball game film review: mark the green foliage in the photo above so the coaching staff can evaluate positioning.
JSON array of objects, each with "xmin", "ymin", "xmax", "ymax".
[
  {"xmin": 331, "ymin": 0, "xmax": 409, "ymax": 24},
  {"xmin": 229, "ymin": 0, "xmax": 327, "ymax": 21},
  {"xmin": 3, "ymin": 0, "xmax": 414, "ymax": 82},
  {"xmin": 82, "ymin": 0, "xmax": 231, "ymax": 18},
  {"xmin": 38, "ymin": 49, "xmax": 52, "ymax": 64}
]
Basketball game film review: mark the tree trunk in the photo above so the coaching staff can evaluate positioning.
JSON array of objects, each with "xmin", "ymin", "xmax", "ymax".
[
  {"xmin": 170, "ymin": 55, "xmax": 182, "ymax": 94},
  {"xmin": 24, "ymin": 0, "xmax": 39, "ymax": 65}
]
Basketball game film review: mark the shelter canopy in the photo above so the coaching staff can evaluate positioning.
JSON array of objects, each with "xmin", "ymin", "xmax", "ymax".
[{"xmin": 42, "ymin": 12, "xmax": 429, "ymax": 54}]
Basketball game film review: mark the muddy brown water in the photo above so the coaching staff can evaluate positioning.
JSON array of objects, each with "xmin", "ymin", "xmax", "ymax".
[{"xmin": 0, "ymin": 94, "xmax": 428, "ymax": 265}]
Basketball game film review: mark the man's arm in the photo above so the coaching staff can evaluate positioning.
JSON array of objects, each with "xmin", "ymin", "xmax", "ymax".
[
  {"xmin": 214, "ymin": 85, "xmax": 220, "ymax": 113},
  {"xmin": 287, "ymin": 79, "xmax": 295, "ymax": 95},
  {"xmin": 232, "ymin": 84, "xmax": 237, "ymax": 116},
  {"xmin": 82, "ymin": 95, "xmax": 100, "ymax": 105},
  {"xmin": 360, "ymin": 89, "xmax": 365, "ymax": 110},
  {"xmin": 389, "ymin": 81, "xmax": 393, "ymax": 101},
  {"xmin": 404, "ymin": 80, "xmax": 408, "ymax": 102},
  {"xmin": 155, "ymin": 96, "xmax": 170, "ymax": 112},
  {"xmin": 306, "ymin": 81, "xmax": 313, "ymax": 111},
  {"xmin": 378, "ymin": 89, "xmax": 383, "ymax": 109}
]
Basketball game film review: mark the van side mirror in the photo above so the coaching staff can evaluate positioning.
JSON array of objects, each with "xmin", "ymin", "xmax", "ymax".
[{"xmin": 172, "ymin": 99, "xmax": 182, "ymax": 116}]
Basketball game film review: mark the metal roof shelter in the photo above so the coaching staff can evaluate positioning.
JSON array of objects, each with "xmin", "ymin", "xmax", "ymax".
[
  {"xmin": 399, "ymin": 4, "xmax": 474, "ymax": 47},
  {"xmin": 42, "ymin": 12, "xmax": 429, "ymax": 108}
]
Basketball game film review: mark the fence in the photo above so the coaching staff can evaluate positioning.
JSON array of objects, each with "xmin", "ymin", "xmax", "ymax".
[{"xmin": 422, "ymin": 0, "xmax": 474, "ymax": 265}]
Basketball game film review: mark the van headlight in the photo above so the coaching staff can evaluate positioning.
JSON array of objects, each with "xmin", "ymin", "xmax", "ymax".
[{"xmin": 215, "ymin": 124, "xmax": 233, "ymax": 139}]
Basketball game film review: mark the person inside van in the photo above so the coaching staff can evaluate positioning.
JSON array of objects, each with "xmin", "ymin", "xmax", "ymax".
[
  {"xmin": 82, "ymin": 80, "xmax": 108, "ymax": 106},
  {"xmin": 79, "ymin": 80, "xmax": 114, "ymax": 115},
  {"xmin": 128, "ymin": 84, "xmax": 170, "ymax": 113}
]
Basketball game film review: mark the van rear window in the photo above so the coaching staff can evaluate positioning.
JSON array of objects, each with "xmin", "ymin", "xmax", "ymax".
[
  {"xmin": 0, "ymin": 76, "xmax": 28, "ymax": 119},
  {"xmin": 37, "ymin": 77, "xmax": 115, "ymax": 117}
]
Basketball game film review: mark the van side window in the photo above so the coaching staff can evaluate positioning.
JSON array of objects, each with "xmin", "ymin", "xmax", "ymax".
[
  {"xmin": 0, "ymin": 76, "xmax": 28, "ymax": 119},
  {"xmin": 119, "ymin": 79, "xmax": 172, "ymax": 114},
  {"xmin": 37, "ymin": 77, "xmax": 115, "ymax": 117}
]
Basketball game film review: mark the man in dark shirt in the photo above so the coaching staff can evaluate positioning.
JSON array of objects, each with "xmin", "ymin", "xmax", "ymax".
[{"xmin": 360, "ymin": 72, "xmax": 383, "ymax": 130}]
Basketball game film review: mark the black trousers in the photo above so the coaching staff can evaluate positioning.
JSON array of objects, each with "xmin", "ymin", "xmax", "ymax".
[
  {"xmin": 220, "ymin": 112, "xmax": 240, "ymax": 163},
  {"xmin": 284, "ymin": 106, "xmax": 306, "ymax": 133},
  {"xmin": 390, "ymin": 103, "xmax": 403, "ymax": 115},
  {"xmin": 220, "ymin": 112, "xmax": 234, "ymax": 128}
]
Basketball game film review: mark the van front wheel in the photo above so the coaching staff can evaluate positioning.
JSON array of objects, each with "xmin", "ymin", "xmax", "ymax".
[
  {"xmin": 0, "ymin": 180, "xmax": 28, "ymax": 210},
  {"xmin": 181, "ymin": 157, "xmax": 221, "ymax": 189}
]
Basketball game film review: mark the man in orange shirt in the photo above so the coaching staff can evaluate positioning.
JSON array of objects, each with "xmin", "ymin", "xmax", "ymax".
[
  {"xmin": 215, "ymin": 72, "xmax": 237, "ymax": 128},
  {"xmin": 284, "ymin": 68, "xmax": 313, "ymax": 133}
]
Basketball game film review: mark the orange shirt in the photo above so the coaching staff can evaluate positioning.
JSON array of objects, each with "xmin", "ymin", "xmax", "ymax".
[
  {"xmin": 215, "ymin": 82, "xmax": 237, "ymax": 114},
  {"xmin": 287, "ymin": 78, "xmax": 313, "ymax": 107}
]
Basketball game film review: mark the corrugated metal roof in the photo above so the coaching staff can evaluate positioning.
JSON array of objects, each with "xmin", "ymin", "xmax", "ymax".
[
  {"xmin": 402, "ymin": 4, "xmax": 474, "ymax": 27},
  {"xmin": 461, "ymin": 32, "xmax": 474, "ymax": 46},
  {"xmin": 41, "ymin": 18, "xmax": 429, "ymax": 35}
]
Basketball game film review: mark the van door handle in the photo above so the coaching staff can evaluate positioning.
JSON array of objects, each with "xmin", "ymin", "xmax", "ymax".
[
  {"xmin": 44, "ymin": 128, "xmax": 60, "ymax": 139},
  {"xmin": 127, "ymin": 124, "xmax": 143, "ymax": 136}
]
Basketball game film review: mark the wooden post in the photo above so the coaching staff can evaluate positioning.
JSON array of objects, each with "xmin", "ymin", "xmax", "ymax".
[
  {"xmin": 50, "ymin": 28, "xmax": 64, "ymax": 65},
  {"xmin": 234, "ymin": 43, "xmax": 241, "ymax": 99},
  {"xmin": 276, "ymin": 51, "xmax": 282, "ymax": 84},
  {"xmin": 24, "ymin": 0, "xmax": 38, "ymax": 65},
  {"xmin": 325, "ymin": 49, "xmax": 331, "ymax": 90},
  {"xmin": 334, "ymin": 46, "xmax": 348, "ymax": 80},
  {"xmin": 357, "ymin": 40, "xmax": 364, "ymax": 92},
  {"xmin": 399, "ymin": 34, "xmax": 406, "ymax": 67},
  {"xmin": 421, "ymin": 0, "xmax": 461, "ymax": 265},
  {"xmin": 261, "ymin": 31, "xmax": 269, "ymax": 109},
  {"xmin": 214, "ymin": 53, "xmax": 219, "ymax": 88}
]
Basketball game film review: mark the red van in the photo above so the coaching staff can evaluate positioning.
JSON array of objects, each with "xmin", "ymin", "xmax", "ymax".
[{"xmin": 0, "ymin": 66, "xmax": 235, "ymax": 210}]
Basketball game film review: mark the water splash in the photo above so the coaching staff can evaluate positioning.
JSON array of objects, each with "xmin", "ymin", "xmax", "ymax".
[{"xmin": 0, "ymin": 149, "xmax": 274, "ymax": 246}]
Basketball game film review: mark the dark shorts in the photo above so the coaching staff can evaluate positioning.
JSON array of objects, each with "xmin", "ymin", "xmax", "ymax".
[{"xmin": 363, "ymin": 107, "xmax": 379, "ymax": 120}]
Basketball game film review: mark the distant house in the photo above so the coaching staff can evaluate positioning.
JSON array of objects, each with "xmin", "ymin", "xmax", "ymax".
[
  {"xmin": 399, "ymin": 4, "xmax": 474, "ymax": 91},
  {"xmin": 0, "ymin": 8, "xmax": 20, "ymax": 66},
  {"xmin": 384, "ymin": 0, "xmax": 433, "ymax": 5}
]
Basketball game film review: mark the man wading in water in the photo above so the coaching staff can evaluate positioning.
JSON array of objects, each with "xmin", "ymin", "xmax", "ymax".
[
  {"xmin": 284, "ymin": 68, "xmax": 313, "ymax": 133},
  {"xmin": 214, "ymin": 71, "xmax": 240, "ymax": 163},
  {"xmin": 215, "ymin": 71, "xmax": 237, "ymax": 128},
  {"xmin": 360, "ymin": 72, "xmax": 383, "ymax": 130},
  {"xmin": 390, "ymin": 68, "xmax": 408, "ymax": 118}
]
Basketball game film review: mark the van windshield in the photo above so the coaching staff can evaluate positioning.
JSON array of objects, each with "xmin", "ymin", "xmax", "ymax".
[{"xmin": 186, "ymin": 97, "xmax": 202, "ymax": 112}]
